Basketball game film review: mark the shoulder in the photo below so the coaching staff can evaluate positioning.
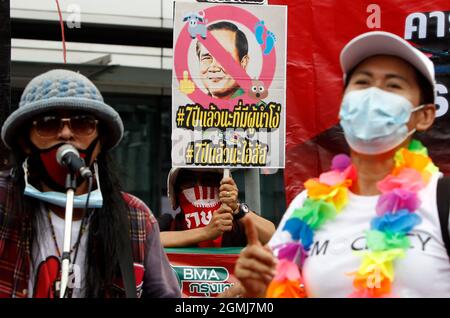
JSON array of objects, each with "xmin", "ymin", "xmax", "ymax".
[
  {"xmin": 268, "ymin": 190, "xmax": 308, "ymax": 249},
  {"xmin": 282, "ymin": 190, "xmax": 308, "ymax": 222},
  {"xmin": 0, "ymin": 169, "xmax": 20, "ymax": 240},
  {"xmin": 0, "ymin": 169, "xmax": 14, "ymax": 206},
  {"xmin": 121, "ymin": 192, "xmax": 157, "ymax": 228},
  {"xmin": 288, "ymin": 190, "xmax": 308, "ymax": 210},
  {"xmin": 420, "ymin": 171, "xmax": 443, "ymax": 211}
]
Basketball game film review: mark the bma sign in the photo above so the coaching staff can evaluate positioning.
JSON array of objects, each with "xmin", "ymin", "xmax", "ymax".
[{"xmin": 172, "ymin": 265, "xmax": 234, "ymax": 297}]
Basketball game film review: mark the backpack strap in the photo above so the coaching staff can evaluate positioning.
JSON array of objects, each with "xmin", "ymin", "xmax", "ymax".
[{"xmin": 436, "ymin": 176, "xmax": 450, "ymax": 260}]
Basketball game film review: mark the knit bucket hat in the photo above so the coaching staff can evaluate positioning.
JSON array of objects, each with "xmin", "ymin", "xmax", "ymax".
[{"xmin": 1, "ymin": 69, "xmax": 124, "ymax": 150}]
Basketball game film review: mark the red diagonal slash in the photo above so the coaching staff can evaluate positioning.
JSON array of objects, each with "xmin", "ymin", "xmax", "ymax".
[{"xmin": 197, "ymin": 31, "xmax": 253, "ymax": 96}]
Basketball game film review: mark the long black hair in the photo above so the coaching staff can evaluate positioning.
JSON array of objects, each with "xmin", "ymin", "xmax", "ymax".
[
  {"xmin": 8, "ymin": 141, "xmax": 130, "ymax": 298},
  {"xmin": 85, "ymin": 151, "xmax": 130, "ymax": 297}
]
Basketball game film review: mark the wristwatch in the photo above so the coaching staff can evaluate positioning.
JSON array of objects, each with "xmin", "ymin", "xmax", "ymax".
[{"xmin": 233, "ymin": 203, "xmax": 250, "ymax": 220}]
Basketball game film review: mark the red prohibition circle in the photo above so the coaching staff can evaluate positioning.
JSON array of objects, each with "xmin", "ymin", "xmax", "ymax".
[{"xmin": 174, "ymin": 5, "xmax": 277, "ymax": 110}]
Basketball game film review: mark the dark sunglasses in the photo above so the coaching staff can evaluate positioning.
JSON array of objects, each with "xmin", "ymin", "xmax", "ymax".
[{"xmin": 32, "ymin": 114, "xmax": 98, "ymax": 137}]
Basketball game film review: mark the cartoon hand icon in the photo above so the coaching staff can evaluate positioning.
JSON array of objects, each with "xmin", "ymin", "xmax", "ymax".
[{"xmin": 179, "ymin": 71, "xmax": 195, "ymax": 95}]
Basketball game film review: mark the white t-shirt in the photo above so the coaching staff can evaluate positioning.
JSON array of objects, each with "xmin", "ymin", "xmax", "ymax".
[
  {"xmin": 269, "ymin": 172, "xmax": 450, "ymax": 298},
  {"xmin": 29, "ymin": 205, "xmax": 89, "ymax": 298}
]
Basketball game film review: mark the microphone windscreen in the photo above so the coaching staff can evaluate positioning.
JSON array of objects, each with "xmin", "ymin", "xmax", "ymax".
[{"xmin": 56, "ymin": 144, "xmax": 80, "ymax": 166}]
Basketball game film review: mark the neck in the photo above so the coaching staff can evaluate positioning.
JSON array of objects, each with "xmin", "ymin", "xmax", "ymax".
[
  {"xmin": 351, "ymin": 152, "xmax": 393, "ymax": 196},
  {"xmin": 350, "ymin": 139, "xmax": 411, "ymax": 196},
  {"xmin": 41, "ymin": 180, "xmax": 89, "ymax": 220}
]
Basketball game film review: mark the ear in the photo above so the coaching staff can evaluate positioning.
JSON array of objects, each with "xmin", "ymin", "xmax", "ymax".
[
  {"xmin": 414, "ymin": 103, "xmax": 436, "ymax": 131},
  {"xmin": 240, "ymin": 55, "xmax": 249, "ymax": 69}
]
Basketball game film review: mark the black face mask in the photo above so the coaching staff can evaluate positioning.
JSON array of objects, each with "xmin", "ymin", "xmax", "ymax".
[{"xmin": 27, "ymin": 138, "xmax": 99, "ymax": 192}]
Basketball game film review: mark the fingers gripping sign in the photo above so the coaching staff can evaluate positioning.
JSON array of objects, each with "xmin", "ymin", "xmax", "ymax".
[
  {"xmin": 234, "ymin": 217, "xmax": 277, "ymax": 297},
  {"xmin": 205, "ymin": 204, "xmax": 233, "ymax": 240},
  {"xmin": 219, "ymin": 176, "xmax": 239, "ymax": 212}
]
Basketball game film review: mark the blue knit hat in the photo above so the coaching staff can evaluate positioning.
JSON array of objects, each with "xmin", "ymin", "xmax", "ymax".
[{"xmin": 1, "ymin": 69, "xmax": 124, "ymax": 150}]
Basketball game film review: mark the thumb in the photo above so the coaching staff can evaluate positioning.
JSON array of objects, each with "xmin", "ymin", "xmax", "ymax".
[
  {"xmin": 216, "ymin": 204, "xmax": 225, "ymax": 212},
  {"xmin": 217, "ymin": 203, "xmax": 232, "ymax": 214},
  {"xmin": 243, "ymin": 216, "xmax": 260, "ymax": 246},
  {"xmin": 182, "ymin": 70, "xmax": 189, "ymax": 81}
]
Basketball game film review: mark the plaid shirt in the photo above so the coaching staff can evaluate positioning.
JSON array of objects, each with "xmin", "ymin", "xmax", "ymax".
[{"xmin": 0, "ymin": 169, "xmax": 154, "ymax": 298}]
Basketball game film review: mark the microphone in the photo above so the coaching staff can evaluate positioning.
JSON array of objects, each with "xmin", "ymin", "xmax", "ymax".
[{"xmin": 56, "ymin": 144, "xmax": 93, "ymax": 179}]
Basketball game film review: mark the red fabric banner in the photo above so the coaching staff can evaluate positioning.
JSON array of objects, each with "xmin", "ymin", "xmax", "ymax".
[{"xmin": 270, "ymin": 0, "xmax": 450, "ymax": 203}]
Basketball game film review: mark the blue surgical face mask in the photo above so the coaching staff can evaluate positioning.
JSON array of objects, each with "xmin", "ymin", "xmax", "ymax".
[
  {"xmin": 23, "ymin": 158, "xmax": 103, "ymax": 208},
  {"xmin": 339, "ymin": 87, "xmax": 424, "ymax": 155}
]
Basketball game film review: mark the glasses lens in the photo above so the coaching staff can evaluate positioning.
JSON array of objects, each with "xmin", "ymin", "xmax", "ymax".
[
  {"xmin": 34, "ymin": 116, "xmax": 60, "ymax": 137},
  {"xmin": 70, "ymin": 115, "xmax": 97, "ymax": 136}
]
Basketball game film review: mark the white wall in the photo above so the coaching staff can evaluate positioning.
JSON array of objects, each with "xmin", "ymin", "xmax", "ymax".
[
  {"xmin": 10, "ymin": 0, "xmax": 184, "ymax": 68},
  {"xmin": 11, "ymin": 39, "xmax": 173, "ymax": 69},
  {"xmin": 11, "ymin": 0, "xmax": 197, "ymax": 27}
]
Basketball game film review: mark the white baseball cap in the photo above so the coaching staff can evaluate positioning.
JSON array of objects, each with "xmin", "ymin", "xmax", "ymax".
[{"xmin": 340, "ymin": 31, "xmax": 436, "ymax": 103}]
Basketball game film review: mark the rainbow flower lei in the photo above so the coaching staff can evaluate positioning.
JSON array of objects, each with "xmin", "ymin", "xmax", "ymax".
[{"xmin": 266, "ymin": 140, "xmax": 438, "ymax": 298}]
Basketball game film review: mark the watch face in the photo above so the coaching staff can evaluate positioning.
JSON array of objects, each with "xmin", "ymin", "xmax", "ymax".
[{"xmin": 234, "ymin": 203, "xmax": 249, "ymax": 220}]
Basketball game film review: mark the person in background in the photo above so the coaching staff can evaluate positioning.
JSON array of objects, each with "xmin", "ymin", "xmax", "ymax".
[
  {"xmin": 234, "ymin": 31, "xmax": 450, "ymax": 298},
  {"xmin": 160, "ymin": 167, "xmax": 275, "ymax": 247},
  {"xmin": 0, "ymin": 69, "xmax": 180, "ymax": 298}
]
